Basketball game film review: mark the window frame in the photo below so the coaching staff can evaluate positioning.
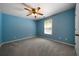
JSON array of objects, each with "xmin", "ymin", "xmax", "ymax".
[{"xmin": 44, "ymin": 18, "xmax": 53, "ymax": 35}]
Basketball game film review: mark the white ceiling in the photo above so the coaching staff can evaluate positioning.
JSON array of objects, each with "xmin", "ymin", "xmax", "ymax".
[{"xmin": 0, "ymin": 3, "xmax": 75, "ymax": 20}]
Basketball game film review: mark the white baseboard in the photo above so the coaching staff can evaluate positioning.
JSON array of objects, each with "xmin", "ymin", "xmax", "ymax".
[
  {"xmin": 39, "ymin": 36, "xmax": 75, "ymax": 46},
  {"xmin": 0, "ymin": 35, "xmax": 36, "ymax": 46},
  {"xmin": 51, "ymin": 39, "xmax": 75, "ymax": 46},
  {"xmin": 0, "ymin": 36, "xmax": 74, "ymax": 47}
]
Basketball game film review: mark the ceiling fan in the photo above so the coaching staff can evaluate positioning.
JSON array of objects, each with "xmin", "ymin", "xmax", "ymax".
[{"xmin": 22, "ymin": 3, "xmax": 43, "ymax": 18}]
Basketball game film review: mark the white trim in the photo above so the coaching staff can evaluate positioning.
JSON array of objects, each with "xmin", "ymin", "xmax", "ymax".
[
  {"xmin": 0, "ymin": 36, "xmax": 75, "ymax": 47},
  {"xmin": 50, "ymin": 38, "xmax": 75, "ymax": 46},
  {"xmin": 0, "ymin": 36, "xmax": 35, "ymax": 46},
  {"xmin": 39, "ymin": 36, "xmax": 75, "ymax": 46}
]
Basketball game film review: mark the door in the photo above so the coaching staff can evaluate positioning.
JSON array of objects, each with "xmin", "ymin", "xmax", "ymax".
[{"xmin": 75, "ymin": 3, "xmax": 79, "ymax": 56}]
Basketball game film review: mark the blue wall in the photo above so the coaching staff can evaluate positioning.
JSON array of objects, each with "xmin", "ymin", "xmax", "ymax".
[
  {"xmin": 36, "ymin": 20, "xmax": 44, "ymax": 36},
  {"xmin": 0, "ymin": 8, "xmax": 75, "ymax": 45},
  {"xmin": 36, "ymin": 8, "xmax": 75, "ymax": 45},
  {"xmin": 0, "ymin": 13, "xmax": 2, "ymax": 43},
  {"xmin": 2, "ymin": 13, "xmax": 36, "ymax": 42}
]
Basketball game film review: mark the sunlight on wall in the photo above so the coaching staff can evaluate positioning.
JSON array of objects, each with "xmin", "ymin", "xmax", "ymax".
[{"xmin": 44, "ymin": 18, "xmax": 52, "ymax": 35}]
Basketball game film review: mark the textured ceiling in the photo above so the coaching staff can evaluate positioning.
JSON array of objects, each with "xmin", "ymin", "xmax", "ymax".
[{"xmin": 0, "ymin": 3, "xmax": 75, "ymax": 20}]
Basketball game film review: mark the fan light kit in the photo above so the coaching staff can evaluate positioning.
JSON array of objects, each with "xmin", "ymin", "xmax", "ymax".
[{"xmin": 22, "ymin": 3, "xmax": 43, "ymax": 18}]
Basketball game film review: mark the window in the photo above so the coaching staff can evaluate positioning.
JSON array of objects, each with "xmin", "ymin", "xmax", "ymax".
[{"xmin": 44, "ymin": 18, "xmax": 52, "ymax": 34}]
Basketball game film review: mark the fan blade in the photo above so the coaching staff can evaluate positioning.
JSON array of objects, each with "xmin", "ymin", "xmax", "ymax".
[
  {"xmin": 24, "ymin": 8, "xmax": 31, "ymax": 11},
  {"xmin": 37, "ymin": 13, "xmax": 43, "ymax": 15},
  {"xmin": 26, "ymin": 13, "xmax": 32, "ymax": 16},
  {"xmin": 36, "ymin": 7, "xmax": 41, "ymax": 12},
  {"xmin": 22, "ymin": 3, "xmax": 33, "ymax": 9},
  {"xmin": 37, "ymin": 7, "xmax": 41, "ymax": 11}
]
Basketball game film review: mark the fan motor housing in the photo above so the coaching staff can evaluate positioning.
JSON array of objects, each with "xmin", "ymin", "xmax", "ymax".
[{"xmin": 32, "ymin": 8, "xmax": 36, "ymax": 14}]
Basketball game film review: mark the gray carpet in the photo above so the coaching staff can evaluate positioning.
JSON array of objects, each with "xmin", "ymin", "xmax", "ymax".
[{"xmin": 0, "ymin": 38, "xmax": 76, "ymax": 56}]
